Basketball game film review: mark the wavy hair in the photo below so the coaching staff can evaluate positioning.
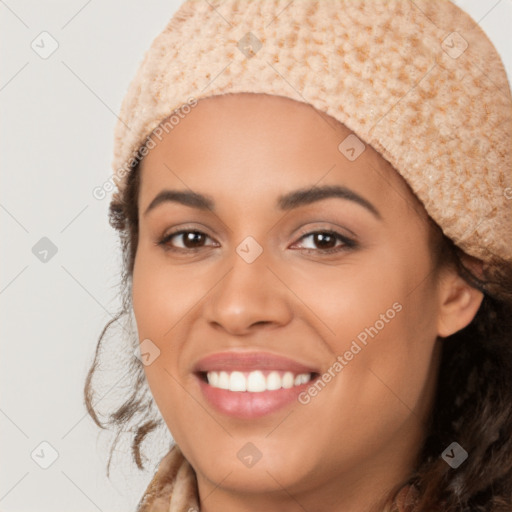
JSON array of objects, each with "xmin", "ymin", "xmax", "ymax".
[{"xmin": 85, "ymin": 156, "xmax": 512, "ymax": 511}]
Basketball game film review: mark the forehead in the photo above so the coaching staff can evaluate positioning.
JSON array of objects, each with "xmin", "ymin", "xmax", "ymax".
[{"xmin": 137, "ymin": 93, "xmax": 423, "ymax": 218}]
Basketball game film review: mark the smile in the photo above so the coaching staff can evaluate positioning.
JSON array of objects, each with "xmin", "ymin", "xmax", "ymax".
[
  {"xmin": 193, "ymin": 351, "xmax": 321, "ymax": 418},
  {"xmin": 205, "ymin": 370, "xmax": 314, "ymax": 392}
]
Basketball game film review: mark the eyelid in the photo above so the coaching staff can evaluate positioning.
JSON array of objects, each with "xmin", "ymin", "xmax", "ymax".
[
  {"xmin": 291, "ymin": 222, "xmax": 358, "ymax": 242},
  {"xmin": 160, "ymin": 222, "xmax": 217, "ymax": 238}
]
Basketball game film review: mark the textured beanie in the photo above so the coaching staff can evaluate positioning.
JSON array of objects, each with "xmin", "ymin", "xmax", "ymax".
[{"xmin": 111, "ymin": 0, "xmax": 512, "ymax": 267}]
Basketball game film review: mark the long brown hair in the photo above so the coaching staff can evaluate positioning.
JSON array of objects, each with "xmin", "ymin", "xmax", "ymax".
[{"xmin": 85, "ymin": 158, "xmax": 512, "ymax": 511}]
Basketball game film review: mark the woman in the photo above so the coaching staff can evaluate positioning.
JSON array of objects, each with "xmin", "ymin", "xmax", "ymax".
[{"xmin": 85, "ymin": 1, "xmax": 512, "ymax": 511}]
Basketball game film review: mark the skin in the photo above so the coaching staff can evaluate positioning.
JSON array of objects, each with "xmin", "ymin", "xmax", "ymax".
[{"xmin": 131, "ymin": 93, "xmax": 483, "ymax": 512}]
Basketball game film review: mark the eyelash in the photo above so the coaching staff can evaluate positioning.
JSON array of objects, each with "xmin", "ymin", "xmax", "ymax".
[{"xmin": 156, "ymin": 228, "xmax": 357, "ymax": 255}]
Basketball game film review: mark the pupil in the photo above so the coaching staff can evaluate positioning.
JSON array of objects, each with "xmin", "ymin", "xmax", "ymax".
[
  {"xmin": 184, "ymin": 232, "xmax": 204, "ymax": 248},
  {"xmin": 316, "ymin": 233, "xmax": 335, "ymax": 248}
]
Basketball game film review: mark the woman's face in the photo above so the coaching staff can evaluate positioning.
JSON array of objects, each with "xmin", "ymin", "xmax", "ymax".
[{"xmin": 132, "ymin": 93, "xmax": 445, "ymax": 509}]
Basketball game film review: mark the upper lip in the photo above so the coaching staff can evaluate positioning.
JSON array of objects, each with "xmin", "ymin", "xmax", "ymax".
[{"xmin": 193, "ymin": 351, "xmax": 320, "ymax": 374}]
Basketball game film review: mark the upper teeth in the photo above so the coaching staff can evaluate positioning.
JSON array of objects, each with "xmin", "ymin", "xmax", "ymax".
[{"xmin": 206, "ymin": 370, "xmax": 312, "ymax": 392}]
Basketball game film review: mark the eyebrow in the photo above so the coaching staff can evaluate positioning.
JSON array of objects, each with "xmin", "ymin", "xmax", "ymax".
[{"xmin": 144, "ymin": 184, "xmax": 381, "ymax": 219}]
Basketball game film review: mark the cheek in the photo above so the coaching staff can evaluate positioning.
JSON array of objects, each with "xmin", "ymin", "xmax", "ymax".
[
  {"xmin": 290, "ymin": 246, "xmax": 440, "ymax": 402},
  {"xmin": 286, "ymin": 264, "xmax": 439, "ymax": 461},
  {"xmin": 287, "ymin": 252, "xmax": 407, "ymax": 345},
  {"xmin": 131, "ymin": 248, "xmax": 215, "ymax": 418},
  {"xmin": 132, "ymin": 247, "xmax": 210, "ymax": 338},
  {"xmin": 131, "ymin": 256, "xmax": 196, "ymax": 440}
]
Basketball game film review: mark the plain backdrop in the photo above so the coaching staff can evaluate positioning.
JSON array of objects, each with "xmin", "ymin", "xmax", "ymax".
[{"xmin": 1, "ymin": 1, "xmax": 511, "ymax": 511}]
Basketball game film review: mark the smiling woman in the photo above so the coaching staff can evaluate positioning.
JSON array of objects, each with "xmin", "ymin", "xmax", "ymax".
[{"xmin": 84, "ymin": 1, "xmax": 512, "ymax": 512}]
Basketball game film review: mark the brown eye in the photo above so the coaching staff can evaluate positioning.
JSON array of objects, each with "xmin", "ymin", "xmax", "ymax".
[
  {"xmin": 292, "ymin": 230, "xmax": 357, "ymax": 255},
  {"xmin": 158, "ymin": 230, "xmax": 216, "ymax": 251},
  {"xmin": 311, "ymin": 232, "xmax": 337, "ymax": 249},
  {"xmin": 180, "ymin": 231, "xmax": 207, "ymax": 248}
]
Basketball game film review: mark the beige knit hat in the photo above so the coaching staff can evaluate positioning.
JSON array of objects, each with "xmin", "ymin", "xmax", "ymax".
[{"xmin": 111, "ymin": 0, "xmax": 512, "ymax": 265}]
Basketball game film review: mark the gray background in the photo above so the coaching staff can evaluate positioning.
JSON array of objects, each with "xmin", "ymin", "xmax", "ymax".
[{"xmin": 1, "ymin": 1, "xmax": 511, "ymax": 511}]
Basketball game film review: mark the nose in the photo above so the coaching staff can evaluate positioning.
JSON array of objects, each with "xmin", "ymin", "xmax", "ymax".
[{"xmin": 202, "ymin": 249, "xmax": 294, "ymax": 336}]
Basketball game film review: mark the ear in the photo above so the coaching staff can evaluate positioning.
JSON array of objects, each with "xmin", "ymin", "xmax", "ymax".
[{"xmin": 436, "ymin": 261, "xmax": 484, "ymax": 338}]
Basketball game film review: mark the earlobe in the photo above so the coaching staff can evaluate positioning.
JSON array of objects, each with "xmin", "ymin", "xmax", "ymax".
[{"xmin": 436, "ymin": 270, "xmax": 484, "ymax": 338}]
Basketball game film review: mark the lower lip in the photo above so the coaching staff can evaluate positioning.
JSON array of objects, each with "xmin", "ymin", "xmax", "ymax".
[{"xmin": 196, "ymin": 374, "xmax": 315, "ymax": 419}]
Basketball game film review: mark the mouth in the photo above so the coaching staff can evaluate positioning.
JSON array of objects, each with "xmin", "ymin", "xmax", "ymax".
[{"xmin": 193, "ymin": 351, "xmax": 321, "ymax": 418}]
